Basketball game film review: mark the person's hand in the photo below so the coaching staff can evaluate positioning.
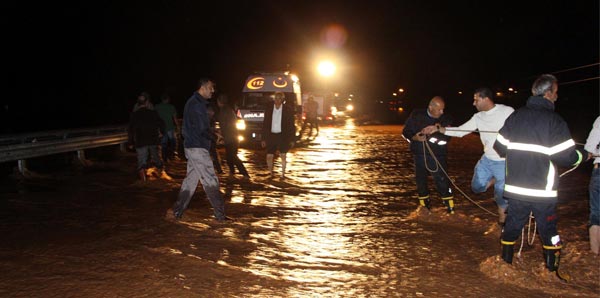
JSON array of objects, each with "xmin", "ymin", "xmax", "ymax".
[
  {"xmin": 422, "ymin": 125, "xmax": 437, "ymax": 135},
  {"xmin": 261, "ymin": 141, "xmax": 266, "ymax": 148},
  {"xmin": 412, "ymin": 133, "xmax": 426, "ymax": 142}
]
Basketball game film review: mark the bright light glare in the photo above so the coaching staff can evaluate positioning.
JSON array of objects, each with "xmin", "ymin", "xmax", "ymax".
[
  {"xmin": 331, "ymin": 106, "xmax": 338, "ymax": 116},
  {"xmin": 317, "ymin": 61, "xmax": 336, "ymax": 77},
  {"xmin": 236, "ymin": 120, "xmax": 246, "ymax": 130},
  {"xmin": 346, "ymin": 104, "xmax": 354, "ymax": 111}
]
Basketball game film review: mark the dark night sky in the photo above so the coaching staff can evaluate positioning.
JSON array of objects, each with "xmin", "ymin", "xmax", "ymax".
[{"xmin": 4, "ymin": 1, "xmax": 599, "ymax": 136}]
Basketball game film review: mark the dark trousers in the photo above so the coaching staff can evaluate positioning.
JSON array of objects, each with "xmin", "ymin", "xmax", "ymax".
[
  {"xmin": 413, "ymin": 154, "xmax": 452, "ymax": 198},
  {"xmin": 160, "ymin": 130, "xmax": 177, "ymax": 162},
  {"xmin": 225, "ymin": 141, "xmax": 249, "ymax": 176},
  {"xmin": 502, "ymin": 198, "xmax": 559, "ymax": 247}
]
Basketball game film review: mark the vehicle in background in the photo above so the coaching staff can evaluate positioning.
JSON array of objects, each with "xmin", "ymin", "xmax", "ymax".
[{"xmin": 235, "ymin": 72, "xmax": 303, "ymax": 145}]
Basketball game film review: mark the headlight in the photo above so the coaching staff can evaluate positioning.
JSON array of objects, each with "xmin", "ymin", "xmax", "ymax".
[
  {"xmin": 236, "ymin": 119, "xmax": 246, "ymax": 130},
  {"xmin": 346, "ymin": 104, "xmax": 354, "ymax": 111}
]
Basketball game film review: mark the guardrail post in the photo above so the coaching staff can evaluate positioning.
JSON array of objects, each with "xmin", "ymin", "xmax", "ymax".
[
  {"xmin": 17, "ymin": 159, "xmax": 28, "ymax": 176},
  {"xmin": 77, "ymin": 149, "xmax": 92, "ymax": 166}
]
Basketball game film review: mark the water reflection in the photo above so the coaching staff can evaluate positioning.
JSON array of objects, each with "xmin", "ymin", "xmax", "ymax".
[{"xmin": 220, "ymin": 119, "xmax": 421, "ymax": 296}]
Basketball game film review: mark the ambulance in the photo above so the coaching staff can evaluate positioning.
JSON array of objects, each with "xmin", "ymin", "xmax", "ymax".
[{"xmin": 235, "ymin": 72, "xmax": 303, "ymax": 144}]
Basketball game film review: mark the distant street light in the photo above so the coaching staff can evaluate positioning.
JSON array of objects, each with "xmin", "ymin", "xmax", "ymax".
[{"xmin": 317, "ymin": 61, "xmax": 336, "ymax": 77}]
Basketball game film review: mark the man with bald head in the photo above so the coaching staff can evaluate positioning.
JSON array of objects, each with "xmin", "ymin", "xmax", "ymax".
[{"xmin": 402, "ymin": 96, "xmax": 455, "ymax": 214}]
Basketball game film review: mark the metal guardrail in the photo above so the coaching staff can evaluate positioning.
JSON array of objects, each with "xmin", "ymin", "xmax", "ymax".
[{"xmin": 0, "ymin": 125, "xmax": 129, "ymax": 174}]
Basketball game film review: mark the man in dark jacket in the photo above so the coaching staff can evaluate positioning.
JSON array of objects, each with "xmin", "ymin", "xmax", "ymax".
[
  {"xmin": 170, "ymin": 78, "xmax": 229, "ymax": 221},
  {"xmin": 494, "ymin": 74, "xmax": 582, "ymax": 279},
  {"xmin": 261, "ymin": 91, "xmax": 296, "ymax": 179},
  {"xmin": 402, "ymin": 96, "xmax": 454, "ymax": 213},
  {"xmin": 128, "ymin": 94, "xmax": 166, "ymax": 181}
]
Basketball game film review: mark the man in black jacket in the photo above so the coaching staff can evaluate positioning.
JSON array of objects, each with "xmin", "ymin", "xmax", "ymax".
[
  {"xmin": 402, "ymin": 96, "xmax": 454, "ymax": 213},
  {"xmin": 261, "ymin": 91, "xmax": 296, "ymax": 179},
  {"xmin": 494, "ymin": 74, "xmax": 582, "ymax": 278},
  {"xmin": 128, "ymin": 94, "xmax": 167, "ymax": 181}
]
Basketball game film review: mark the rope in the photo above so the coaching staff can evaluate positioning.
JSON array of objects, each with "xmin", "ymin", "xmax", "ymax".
[
  {"xmin": 420, "ymin": 140, "xmax": 497, "ymax": 216},
  {"xmin": 441, "ymin": 129, "xmax": 589, "ymax": 149},
  {"xmin": 407, "ymin": 133, "xmax": 584, "ymax": 217},
  {"xmin": 527, "ymin": 212, "xmax": 537, "ymax": 245},
  {"xmin": 517, "ymin": 212, "xmax": 537, "ymax": 257},
  {"xmin": 559, "ymin": 163, "xmax": 581, "ymax": 177},
  {"xmin": 444, "ymin": 128, "xmax": 499, "ymax": 134},
  {"xmin": 422, "ymin": 142, "xmax": 439, "ymax": 173}
]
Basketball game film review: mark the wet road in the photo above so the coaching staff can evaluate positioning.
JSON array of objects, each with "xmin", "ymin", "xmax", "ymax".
[{"xmin": 0, "ymin": 119, "xmax": 597, "ymax": 297}]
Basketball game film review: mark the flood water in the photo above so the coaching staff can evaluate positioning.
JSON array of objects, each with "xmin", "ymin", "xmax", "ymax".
[{"xmin": 0, "ymin": 119, "xmax": 598, "ymax": 297}]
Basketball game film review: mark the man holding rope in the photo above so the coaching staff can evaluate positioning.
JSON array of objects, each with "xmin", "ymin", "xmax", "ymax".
[
  {"xmin": 423, "ymin": 88, "xmax": 514, "ymax": 225},
  {"xmin": 493, "ymin": 74, "xmax": 582, "ymax": 279},
  {"xmin": 402, "ymin": 96, "xmax": 455, "ymax": 214}
]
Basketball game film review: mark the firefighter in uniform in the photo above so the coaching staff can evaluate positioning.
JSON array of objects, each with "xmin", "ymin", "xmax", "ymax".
[
  {"xmin": 402, "ymin": 96, "xmax": 455, "ymax": 213},
  {"xmin": 494, "ymin": 74, "xmax": 582, "ymax": 278}
]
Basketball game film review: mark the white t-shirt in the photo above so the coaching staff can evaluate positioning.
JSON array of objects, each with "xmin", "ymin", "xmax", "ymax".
[
  {"xmin": 444, "ymin": 104, "xmax": 514, "ymax": 161},
  {"xmin": 271, "ymin": 104, "xmax": 283, "ymax": 133},
  {"xmin": 584, "ymin": 116, "xmax": 600, "ymax": 164}
]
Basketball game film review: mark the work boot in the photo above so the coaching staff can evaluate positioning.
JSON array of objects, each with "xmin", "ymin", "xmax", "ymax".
[
  {"xmin": 443, "ymin": 198, "xmax": 455, "ymax": 214},
  {"xmin": 418, "ymin": 198, "xmax": 431, "ymax": 210},
  {"xmin": 590, "ymin": 225, "xmax": 600, "ymax": 255},
  {"xmin": 498, "ymin": 206, "xmax": 507, "ymax": 225},
  {"xmin": 501, "ymin": 243, "xmax": 514, "ymax": 264},
  {"xmin": 544, "ymin": 248, "xmax": 561, "ymax": 272}
]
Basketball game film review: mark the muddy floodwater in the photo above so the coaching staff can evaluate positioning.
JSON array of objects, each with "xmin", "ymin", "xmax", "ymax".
[{"xmin": 0, "ymin": 120, "xmax": 598, "ymax": 298}]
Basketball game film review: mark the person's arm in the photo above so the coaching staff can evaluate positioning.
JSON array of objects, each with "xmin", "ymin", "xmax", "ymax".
[
  {"xmin": 402, "ymin": 111, "xmax": 425, "ymax": 141},
  {"xmin": 171, "ymin": 113, "xmax": 178, "ymax": 129},
  {"xmin": 156, "ymin": 111, "xmax": 166, "ymax": 136},
  {"xmin": 549, "ymin": 116, "xmax": 583, "ymax": 167},
  {"xmin": 440, "ymin": 115, "xmax": 477, "ymax": 137},
  {"xmin": 432, "ymin": 115, "xmax": 453, "ymax": 142},
  {"xmin": 584, "ymin": 116, "xmax": 600, "ymax": 160}
]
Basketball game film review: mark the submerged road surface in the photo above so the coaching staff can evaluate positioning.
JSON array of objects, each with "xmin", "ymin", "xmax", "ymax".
[{"xmin": 0, "ymin": 119, "xmax": 597, "ymax": 297}]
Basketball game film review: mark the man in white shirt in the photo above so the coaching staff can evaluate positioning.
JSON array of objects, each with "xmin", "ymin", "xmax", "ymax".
[
  {"xmin": 584, "ymin": 116, "xmax": 600, "ymax": 254},
  {"xmin": 423, "ymin": 87, "xmax": 514, "ymax": 224},
  {"xmin": 261, "ymin": 92, "xmax": 296, "ymax": 178}
]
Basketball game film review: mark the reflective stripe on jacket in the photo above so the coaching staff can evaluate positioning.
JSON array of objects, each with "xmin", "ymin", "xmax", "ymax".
[{"xmin": 493, "ymin": 96, "xmax": 582, "ymax": 202}]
